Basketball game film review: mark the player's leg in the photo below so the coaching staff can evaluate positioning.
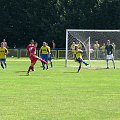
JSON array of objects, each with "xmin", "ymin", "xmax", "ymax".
[
  {"xmin": 27, "ymin": 63, "xmax": 35, "ymax": 75},
  {"xmin": 111, "ymin": 54, "xmax": 115, "ymax": 69},
  {"xmin": 45, "ymin": 54, "xmax": 48, "ymax": 70},
  {"xmin": 112, "ymin": 59, "xmax": 115, "ymax": 69},
  {"xmin": 106, "ymin": 55, "xmax": 109, "ymax": 69},
  {"xmin": 82, "ymin": 61, "xmax": 89, "ymax": 66},
  {"xmin": 78, "ymin": 62, "xmax": 81, "ymax": 72},
  {"xmin": 41, "ymin": 54, "xmax": 45, "ymax": 70},
  {"xmin": 27, "ymin": 66, "xmax": 32, "ymax": 74},
  {"xmin": 106, "ymin": 59, "xmax": 109, "ymax": 69},
  {"xmin": 0, "ymin": 61, "xmax": 4, "ymax": 69},
  {"xmin": 27, "ymin": 57, "xmax": 37, "ymax": 75},
  {"xmin": 50, "ymin": 60, "xmax": 53, "ymax": 68},
  {"xmin": 42, "ymin": 62, "xmax": 45, "ymax": 70},
  {"xmin": 48, "ymin": 54, "xmax": 53, "ymax": 68},
  {"xmin": 33, "ymin": 55, "xmax": 48, "ymax": 65},
  {"xmin": 31, "ymin": 65, "xmax": 35, "ymax": 71},
  {"xmin": 28, "ymin": 56, "xmax": 34, "ymax": 71},
  {"xmin": 4, "ymin": 62, "xmax": 7, "ymax": 68},
  {"xmin": 79, "ymin": 58, "xmax": 89, "ymax": 66},
  {"xmin": 46, "ymin": 64, "xmax": 48, "ymax": 70},
  {"xmin": 76, "ymin": 58, "xmax": 82, "ymax": 72},
  {"xmin": 3, "ymin": 59, "xmax": 7, "ymax": 68}
]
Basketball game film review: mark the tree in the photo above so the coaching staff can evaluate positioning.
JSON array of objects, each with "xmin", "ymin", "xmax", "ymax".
[{"xmin": 0, "ymin": 0, "xmax": 120, "ymax": 48}]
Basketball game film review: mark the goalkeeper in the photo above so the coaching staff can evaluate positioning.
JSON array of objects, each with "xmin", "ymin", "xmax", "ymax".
[{"xmin": 74, "ymin": 45, "xmax": 89, "ymax": 72}]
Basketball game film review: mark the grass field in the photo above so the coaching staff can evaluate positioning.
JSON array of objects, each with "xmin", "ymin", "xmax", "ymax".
[{"xmin": 0, "ymin": 58, "xmax": 120, "ymax": 120}]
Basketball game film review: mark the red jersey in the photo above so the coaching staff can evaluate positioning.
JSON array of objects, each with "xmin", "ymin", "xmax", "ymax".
[
  {"xmin": 26, "ymin": 44, "xmax": 34, "ymax": 57},
  {"xmin": 29, "ymin": 46, "xmax": 36, "ymax": 56},
  {"xmin": 29, "ymin": 46, "xmax": 37, "ymax": 63}
]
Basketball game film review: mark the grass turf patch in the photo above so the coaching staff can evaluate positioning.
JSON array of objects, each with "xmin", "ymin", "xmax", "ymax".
[{"xmin": 0, "ymin": 58, "xmax": 120, "ymax": 120}]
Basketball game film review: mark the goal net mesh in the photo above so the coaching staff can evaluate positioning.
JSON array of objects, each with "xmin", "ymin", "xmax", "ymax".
[{"xmin": 66, "ymin": 29, "xmax": 120, "ymax": 68}]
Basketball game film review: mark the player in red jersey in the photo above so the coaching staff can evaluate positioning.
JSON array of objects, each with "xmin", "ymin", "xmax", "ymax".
[
  {"xmin": 27, "ymin": 42, "xmax": 48, "ymax": 75},
  {"xmin": 26, "ymin": 39, "xmax": 35, "ymax": 71},
  {"xmin": 26, "ymin": 39, "xmax": 34, "ymax": 57}
]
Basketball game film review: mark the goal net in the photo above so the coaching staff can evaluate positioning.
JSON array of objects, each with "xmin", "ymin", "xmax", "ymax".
[{"xmin": 65, "ymin": 29, "xmax": 120, "ymax": 68}]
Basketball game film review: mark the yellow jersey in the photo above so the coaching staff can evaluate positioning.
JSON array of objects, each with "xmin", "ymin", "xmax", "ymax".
[
  {"xmin": 74, "ymin": 50, "xmax": 83, "ymax": 59},
  {"xmin": 47, "ymin": 45, "xmax": 51, "ymax": 53},
  {"xmin": 40, "ymin": 46, "xmax": 49, "ymax": 54},
  {"xmin": 0, "ymin": 47, "xmax": 8, "ymax": 58},
  {"xmin": 71, "ymin": 44, "xmax": 75, "ymax": 52}
]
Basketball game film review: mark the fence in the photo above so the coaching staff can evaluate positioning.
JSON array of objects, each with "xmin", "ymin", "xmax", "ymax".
[{"xmin": 7, "ymin": 49, "xmax": 120, "ymax": 60}]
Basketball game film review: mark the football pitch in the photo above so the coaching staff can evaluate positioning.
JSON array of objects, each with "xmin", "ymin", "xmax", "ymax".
[{"xmin": 0, "ymin": 58, "xmax": 120, "ymax": 120}]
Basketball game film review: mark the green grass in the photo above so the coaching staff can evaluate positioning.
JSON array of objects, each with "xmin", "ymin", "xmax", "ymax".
[{"xmin": 0, "ymin": 58, "xmax": 120, "ymax": 120}]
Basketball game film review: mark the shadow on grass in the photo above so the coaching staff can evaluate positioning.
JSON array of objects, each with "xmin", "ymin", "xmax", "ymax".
[
  {"xmin": 89, "ymin": 67, "xmax": 107, "ymax": 70},
  {"xmin": 16, "ymin": 71, "xmax": 27, "ymax": 73},
  {"xmin": 19, "ymin": 75, "xmax": 29, "ymax": 76},
  {"xmin": 16, "ymin": 71, "xmax": 30, "ymax": 76},
  {"xmin": 64, "ymin": 71, "xmax": 78, "ymax": 73}
]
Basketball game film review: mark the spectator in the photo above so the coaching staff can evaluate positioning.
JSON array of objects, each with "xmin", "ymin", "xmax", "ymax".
[
  {"xmin": 100, "ymin": 43, "xmax": 106, "ymax": 59},
  {"xmin": 52, "ymin": 40, "xmax": 56, "ymax": 50},
  {"xmin": 93, "ymin": 41, "xmax": 100, "ymax": 59},
  {"xmin": 112, "ymin": 42, "xmax": 116, "ymax": 56},
  {"xmin": 2, "ymin": 39, "xmax": 8, "ymax": 48}
]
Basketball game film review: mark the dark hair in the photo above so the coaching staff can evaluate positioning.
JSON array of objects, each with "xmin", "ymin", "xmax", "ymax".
[
  {"xmin": 34, "ymin": 42, "xmax": 37, "ymax": 45},
  {"xmin": 75, "ymin": 45, "xmax": 78, "ymax": 50}
]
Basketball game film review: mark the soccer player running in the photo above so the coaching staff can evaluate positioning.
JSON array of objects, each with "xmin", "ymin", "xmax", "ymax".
[
  {"xmin": 27, "ymin": 42, "xmax": 47, "ymax": 75},
  {"xmin": 105, "ymin": 40, "xmax": 115, "ymax": 69},
  {"xmin": 46, "ymin": 43, "xmax": 53, "ymax": 68},
  {"xmin": 0, "ymin": 42, "xmax": 8, "ymax": 69},
  {"xmin": 74, "ymin": 45, "xmax": 89, "ymax": 72},
  {"xmin": 26, "ymin": 39, "xmax": 35, "ymax": 71},
  {"xmin": 26, "ymin": 39, "xmax": 35, "ymax": 57},
  {"xmin": 40, "ymin": 42, "xmax": 49, "ymax": 70}
]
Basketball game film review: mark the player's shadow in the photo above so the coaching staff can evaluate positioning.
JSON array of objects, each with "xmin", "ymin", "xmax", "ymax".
[
  {"xmin": 16, "ymin": 71, "xmax": 27, "ymax": 73},
  {"xmin": 15, "ymin": 71, "xmax": 29, "ymax": 76},
  {"xmin": 19, "ymin": 75, "xmax": 29, "ymax": 76},
  {"xmin": 90, "ymin": 67, "xmax": 107, "ymax": 70},
  {"xmin": 64, "ymin": 71, "xmax": 78, "ymax": 73}
]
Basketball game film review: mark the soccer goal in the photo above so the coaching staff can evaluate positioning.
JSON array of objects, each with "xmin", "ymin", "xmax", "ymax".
[{"xmin": 65, "ymin": 29, "xmax": 120, "ymax": 68}]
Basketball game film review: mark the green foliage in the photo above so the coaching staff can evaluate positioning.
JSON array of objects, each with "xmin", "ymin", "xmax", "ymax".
[{"xmin": 0, "ymin": 0, "xmax": 120, "ymax": 48}]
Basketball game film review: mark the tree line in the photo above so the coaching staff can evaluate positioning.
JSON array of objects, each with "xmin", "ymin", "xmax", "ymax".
[{"xmin": 0, "ymin": 0, "xmax": 120, "ymax": 48}]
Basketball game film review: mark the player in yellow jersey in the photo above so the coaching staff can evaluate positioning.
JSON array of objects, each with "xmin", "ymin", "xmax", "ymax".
[
  {"xmin": 40, "ymin": 42, "xmax": 49, "ymax": 70},
  {"xmin": 0, "ymin": 42, "xmax": 8, "ymax": 69},
  {"xmin": 46, "ymin": 43, "xmax": 53, "ymax": 68},
  {"xmin": 74, "ymin": 45, "xmax": 89, "ymax": 72},
  {"xmin": 71, "ymin": 42, "xmax": 76, "ymax": 59}
]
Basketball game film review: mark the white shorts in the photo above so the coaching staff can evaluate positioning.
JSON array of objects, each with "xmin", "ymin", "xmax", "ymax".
[{"xmin": 106, "ymin": 54, "xmax": 114, "ymax": 60}]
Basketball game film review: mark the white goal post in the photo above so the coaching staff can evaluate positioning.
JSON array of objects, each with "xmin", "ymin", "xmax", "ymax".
[{"xmin": 65, "ymin": 29, "xmax": 120, "ymax": 67}]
